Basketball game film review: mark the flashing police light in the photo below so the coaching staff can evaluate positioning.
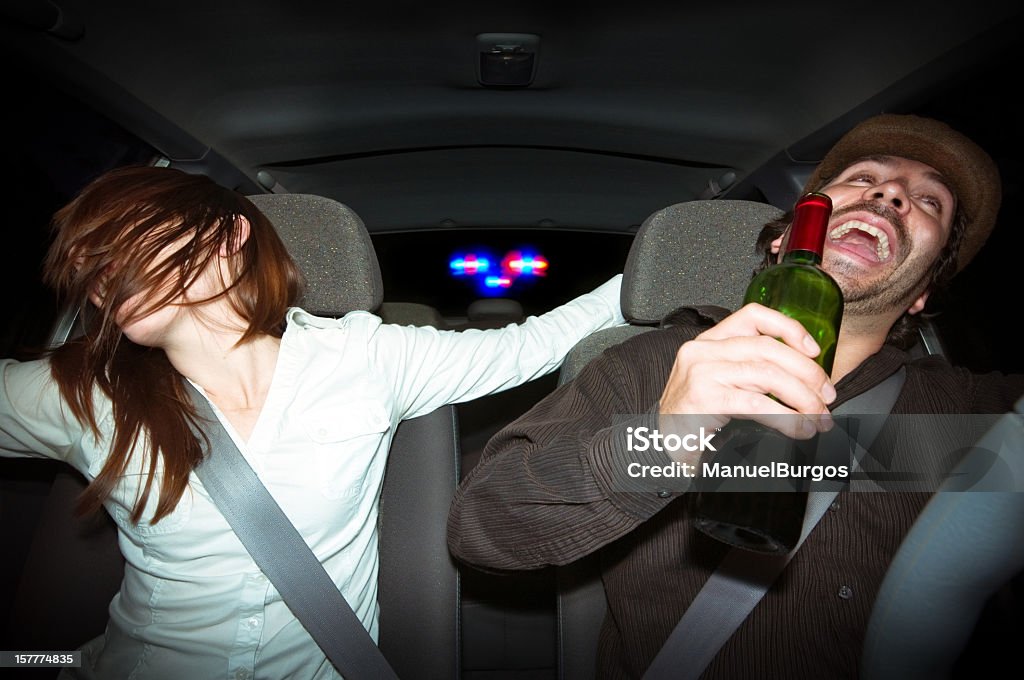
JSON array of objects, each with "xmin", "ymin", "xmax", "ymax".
[
  {"xmin": 505, "ymin": 252, "xmax": 549, "ymax": 277},
  {"xmin": 450, "ymin": 254, "xmax": 491, "ymax": 275},
  {"xmin": 484, "ymin": 276, "xmax": 513, "ymax": 289}
]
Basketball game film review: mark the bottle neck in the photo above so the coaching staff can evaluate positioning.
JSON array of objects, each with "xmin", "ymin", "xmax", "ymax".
[
  {"xmin": 782, "ymin": 192, "xmax": 831, "ymax": 266},
  {"xmin": 781, "ymin": 248, "xmax": 822, "ymax": 266}
]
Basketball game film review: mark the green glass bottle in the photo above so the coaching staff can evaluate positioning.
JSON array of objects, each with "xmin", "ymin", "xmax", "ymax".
[
  {"xmin": 743, "ymin": 191, "xmax": 842, "ymax": 373},
  {"xmin": 693, "ymin": 192, "xmax": 843, "ymax": 554}
]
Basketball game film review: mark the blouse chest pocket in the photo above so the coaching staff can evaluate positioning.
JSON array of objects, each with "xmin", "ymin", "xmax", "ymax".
[
  {"xmin": 96, "ymin": 419, "xmax": 193, "ymax": 537},
  {"xmin": 111, "ymin": 479, "xmax": 194, "ymax": 537},
  {"xmin": 301, "ymin": 404, "xmax": 392, "ymax": 500}
]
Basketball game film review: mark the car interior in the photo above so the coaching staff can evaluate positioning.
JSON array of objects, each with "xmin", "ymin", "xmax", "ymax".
[{"xmin": 2, "ymin": 1, "xmax": 1022, "ymax": 679}]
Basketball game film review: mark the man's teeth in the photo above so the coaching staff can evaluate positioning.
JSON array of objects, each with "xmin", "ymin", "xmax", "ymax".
[{"xmin": 829, "ymin": 220, "xmax": 891, "ymax": 261}]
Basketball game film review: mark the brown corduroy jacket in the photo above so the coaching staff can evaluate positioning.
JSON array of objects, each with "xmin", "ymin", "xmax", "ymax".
[{"xmin": 449, "ymin": 306, "xmax": 1024, "ymax": 679}]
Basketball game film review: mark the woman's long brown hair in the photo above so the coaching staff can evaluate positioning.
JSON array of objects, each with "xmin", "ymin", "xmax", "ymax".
[{"xmin": 44, "ymin": 166, "xmax": 304, "ymax": 524}]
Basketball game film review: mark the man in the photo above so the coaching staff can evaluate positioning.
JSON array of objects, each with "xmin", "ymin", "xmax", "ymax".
[{"xmin": 447, "ymin": 114, "xmax": 1024, "ymax": 679}]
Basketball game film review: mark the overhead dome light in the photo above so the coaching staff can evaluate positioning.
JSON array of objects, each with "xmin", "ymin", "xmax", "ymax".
[{"xmin": 476, "ymin": 33, "xmax": 539, "ymax": 88}]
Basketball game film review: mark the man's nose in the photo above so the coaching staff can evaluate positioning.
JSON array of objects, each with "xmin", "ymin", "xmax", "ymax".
[{"xmin": 864, "ymin": 181, "xmax": 910, "ymax": 215}]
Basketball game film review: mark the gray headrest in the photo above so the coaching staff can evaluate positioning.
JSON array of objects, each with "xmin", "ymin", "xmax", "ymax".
[
  {"xmin": 248, "ymin": 193, "xmax": 384, "ymax": 316},
  {"xmin": 622, "ymin": 200, "xmax": 784, "ymax": 323}
]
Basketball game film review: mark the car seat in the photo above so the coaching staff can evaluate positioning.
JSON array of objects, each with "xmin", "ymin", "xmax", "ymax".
[{"xmin": 6, "ymin": 192, "xmax": 461, "ymax": 680}]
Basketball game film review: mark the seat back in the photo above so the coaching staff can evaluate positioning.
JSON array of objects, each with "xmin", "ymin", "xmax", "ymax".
[
  {"xmin": 8, "ymin": 192, "xmax": 461, "ymax": 679},
  {"xmin": 378, "ymin": 404, "xmax": 462, "ymax": 679},
  {"xmin": 554, "ymin": 199, "xmax": 783, "ymax": 680}
]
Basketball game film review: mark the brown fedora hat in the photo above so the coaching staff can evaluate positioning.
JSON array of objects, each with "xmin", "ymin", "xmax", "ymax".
[{"xmin": 803, "ymin": 114, "xmax": 1001, "ymax": 272}]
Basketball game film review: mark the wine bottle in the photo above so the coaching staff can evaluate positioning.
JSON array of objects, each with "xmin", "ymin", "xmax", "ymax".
[
  {"xmin": 743, "ymin": 192, "xmax": 842, "ymax": 373},
  {"xmin": 693, "ymin": 192, "xmax": 843, "ymax": 554}
]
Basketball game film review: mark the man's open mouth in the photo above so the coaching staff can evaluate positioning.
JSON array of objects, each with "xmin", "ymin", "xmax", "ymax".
[{"xmin": 828, "ymin": 220, "xmax": 891, "ymax": 262}]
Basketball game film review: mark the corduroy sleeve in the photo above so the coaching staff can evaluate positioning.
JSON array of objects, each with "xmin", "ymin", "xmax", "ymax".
[{"xmin": 447, "ymin": 325, "xmax": 701, "ymax": 571}]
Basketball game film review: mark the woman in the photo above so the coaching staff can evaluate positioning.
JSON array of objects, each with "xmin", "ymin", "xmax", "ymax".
[{"xmin": 0, "ymin": 166, "xmax": 624, "ymax": 678}]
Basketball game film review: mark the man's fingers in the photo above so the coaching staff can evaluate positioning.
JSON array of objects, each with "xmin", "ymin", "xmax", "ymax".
[
  {"xmin": 700, "ymin": 303, "xmax": 822, "ymax": 358},
  {"xmin": 678, "ymin": 336, "xmax": 834, "ymax": 405},
  {"xmin": 721, "ymin": 394, "xmax": 834, "ymax": 439},
  {"xmin": 691, "ymin": 359, "xmax": 833, "ymax": 418}
]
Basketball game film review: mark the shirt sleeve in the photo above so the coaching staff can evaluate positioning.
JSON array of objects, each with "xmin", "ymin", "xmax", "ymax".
[
  {"xmin": 0, "ymin": 358, "xmax": 83, "ymax": 462},
  {"xmin": 446, "ymin": 331, "xmax": 689, "ymax": 572},
  {"xmin": 369, "ymin": 274, "xmax": 626, "ymax": 420}
]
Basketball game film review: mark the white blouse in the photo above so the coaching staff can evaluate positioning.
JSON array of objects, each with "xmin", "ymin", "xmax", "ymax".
[{"xmin": 0, "ymin": 275, "xmax": 623, "ymax": 680}]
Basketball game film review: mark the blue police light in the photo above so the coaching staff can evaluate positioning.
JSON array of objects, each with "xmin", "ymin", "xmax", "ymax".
[
  {"xmin": 450, "ymin": 248, "xmax": 548, "ymax": 295},
  {"xmin": 484, "ymin": 276, "xmax": 513, "ymax": 289}
]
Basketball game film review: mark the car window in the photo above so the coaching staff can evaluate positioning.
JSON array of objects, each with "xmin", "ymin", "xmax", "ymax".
[
  {"xmin": 372, "ymin": 229, "xmax": 632, "ymax": 320},
  {"xmin": 4, "ymin": 67, "xmax": 158, "ymax": 359}
]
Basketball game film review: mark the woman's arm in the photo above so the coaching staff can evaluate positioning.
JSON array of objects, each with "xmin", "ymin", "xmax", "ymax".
[
  {"xmin": 0, "ymin": 358, "xmax": 83, "ymax": 461},
  {"xmin": 372, "ymin": 274, "xmax": 626, "ymax": 419}
]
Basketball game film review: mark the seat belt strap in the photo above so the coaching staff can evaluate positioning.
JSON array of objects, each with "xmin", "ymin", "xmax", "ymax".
[
  {"xmin": 643, "ymin": 367, "xmax": 906, "ymax": 680},
  {"xmin": 185, "ymin": 382, "xmax": 400, "ymax": 680}
]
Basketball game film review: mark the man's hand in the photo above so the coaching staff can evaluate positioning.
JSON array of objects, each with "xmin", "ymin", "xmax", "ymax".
[{"xmin": 658, "ymin": 303, "xmax": 836, "ymax": 441}]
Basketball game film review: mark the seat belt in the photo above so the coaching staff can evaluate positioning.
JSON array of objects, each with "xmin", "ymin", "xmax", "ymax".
[
  {"xmin": 185, "ymin": 382, "xmax": 400, "ymax": 680},
  {"xmin": 643, "ymin": 367, "xmax": 906, "ymax": 680}
]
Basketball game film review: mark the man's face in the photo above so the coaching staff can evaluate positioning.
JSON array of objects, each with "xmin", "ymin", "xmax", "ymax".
[{"xmin": 812, "ymin": 155, "xmax": 955, "ymax": 317}]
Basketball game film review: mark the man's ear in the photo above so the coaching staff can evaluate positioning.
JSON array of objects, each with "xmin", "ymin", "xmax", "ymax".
[
  {"xmin": 906, "ymin": 289, "xmax": 930, "ymax": 316},
  {"xmin": 770, "ymin": 235, "xmax": 784, "ymax": 255},
  {"xmin": 220, "ymin": 215, "xmax": 252, "ymax": 257}
]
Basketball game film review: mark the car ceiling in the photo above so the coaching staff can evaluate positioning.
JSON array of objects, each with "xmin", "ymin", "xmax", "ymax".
[{"xmin": 5, "ymin": 0, "xmax": 1022, "ymax": 232}]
